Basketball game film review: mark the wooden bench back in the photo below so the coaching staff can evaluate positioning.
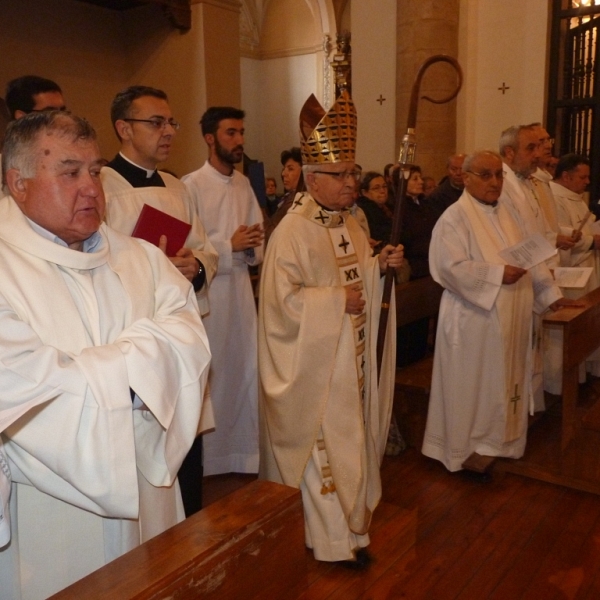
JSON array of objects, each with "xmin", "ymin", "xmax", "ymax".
[
  {"xmin": 50, "ymin": 480, "xmax": 306, "ymax": 600},
  {"xmin": 395, "ymin": 275, "xmax": 444, "ymax": 328}
]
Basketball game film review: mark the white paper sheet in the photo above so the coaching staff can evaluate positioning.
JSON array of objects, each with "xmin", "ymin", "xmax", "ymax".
[
  {"xmin": 553, "ymin": 267, "xmax": 593, "ymax": 289},
  {"xmin": 498, "ymin": 232, "xmax": 557, "ymax": 269}
]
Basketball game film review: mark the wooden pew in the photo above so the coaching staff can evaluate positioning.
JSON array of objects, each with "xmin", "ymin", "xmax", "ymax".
[
  {"xmin": 50, "ymin": 480, "xmax": 306, "ymax": 600},
  {"xmin": 543, "ymin": 286, "xmax": 600, "ymax": 449},
  {"xmin": 393, "ymin": 276, "xmax": 444, "ymax": 447}
]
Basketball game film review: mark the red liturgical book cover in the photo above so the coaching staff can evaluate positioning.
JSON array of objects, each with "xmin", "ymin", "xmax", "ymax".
[{"xmin": 131, "ymin": 204, "xmax": 191, "ymax": 257}]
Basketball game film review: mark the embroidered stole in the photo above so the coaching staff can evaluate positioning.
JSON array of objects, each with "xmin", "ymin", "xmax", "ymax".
[
  {"xmin": 290, "ymin": 195, "xmax": 367, "ymax": 492},
  {"xmin": 530, "ymin": 177, "xmax": 559, "ymax": 232},
  {"xmin": 459, "ymin": 193, "xmax": 533, "ymax": 442}
]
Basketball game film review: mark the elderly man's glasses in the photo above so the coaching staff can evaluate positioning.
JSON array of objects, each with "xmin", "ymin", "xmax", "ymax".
[
  {"xmin": 123, "ymin": 117, "xmax": 181, "ymax": 131},
  {"xmin": 466, "ymin": 170, "xmax": 504, "ymax": 182},
  {"xmin": 313, "ymin": 170, "xmax": 362, "ymax": 182}
]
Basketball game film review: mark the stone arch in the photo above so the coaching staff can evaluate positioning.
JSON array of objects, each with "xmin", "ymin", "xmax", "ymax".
[
  {"xmin": 258, "ymin": 0, "xmax": 331, "ymax": 58},
  {"xmin": 240, "ymin": 0, "xmax": 342, "ymax": 181}
]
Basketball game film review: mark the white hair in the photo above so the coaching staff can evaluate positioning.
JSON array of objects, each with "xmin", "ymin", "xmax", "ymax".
[{"xmin": 463, "ymin": 150, "xmax": 503, "ymax": 172}]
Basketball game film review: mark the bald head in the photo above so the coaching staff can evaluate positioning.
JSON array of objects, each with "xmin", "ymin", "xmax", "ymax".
[{"xmin": 447, "ymin": 153, "xmax": 466, "ymax": 188}]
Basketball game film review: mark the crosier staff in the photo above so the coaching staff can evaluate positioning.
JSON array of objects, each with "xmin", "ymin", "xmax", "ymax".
[{"xmin": 376, "ymin": 55, "xmax": 463, "ymax": 378}]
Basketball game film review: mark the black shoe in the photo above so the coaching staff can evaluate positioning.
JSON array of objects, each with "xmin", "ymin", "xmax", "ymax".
[
  {"xmin": 459, "ymin": 469, "xmax": 492, "ymax": 483},
  {"xmin": 335, "ymin": 548, "xmax": 373, "ymax": 571}
]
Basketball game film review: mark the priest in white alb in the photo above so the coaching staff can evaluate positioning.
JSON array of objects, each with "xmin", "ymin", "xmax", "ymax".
[
  {"xmin": 547, "ymin": 153, "xmax": 600, "ymax": 387},
  {"xmin": 101, "ymin": 86, "xmax": 218, "ymax": 517},
  {"xmin": 0, "ymin": 111, "xmax": 211, "ymax": 599},
  {"xmin": 498, "ymin": 125, "xmax": 577, "ymax": 411},
  {"xmin": 259, "ymin": 92, "xmax": 403, "ymax": 568},
  {"xmin": 422, "ymin": 151, "xmax": 567, "ymax": 476},
  {"xmin": 551, "ymin": 154, "xmax": 600, "ymax": 293},
  {"xmin": 101, "ymin": 86, "xmax": 218, "ymax": 317},
  {"xmin": 183, "ymin": 106, "xmax": 264, "ymax": 477}
]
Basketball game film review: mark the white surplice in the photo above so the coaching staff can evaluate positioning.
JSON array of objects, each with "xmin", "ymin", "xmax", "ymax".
[
  {"xmin": 258, "ymin": 194, "xmax": 395, "ymax": 561},
  {"xmin": 101, "ymin": 166, "xmax": 219, "ymax": 317},
  {"xmin": 182, "ymin": 162, "xmax": 263, "ymax": 475},
  {"xmin": 0, "ymin": 197, "xmax": 211, "ymax": 600},
  {"xmin": 551, "ymin": 181, "xmax": 600, "ymax": 290},
  {"xmin": 422, "ymin": 192, "xmax": 561, "ymax": 472}
]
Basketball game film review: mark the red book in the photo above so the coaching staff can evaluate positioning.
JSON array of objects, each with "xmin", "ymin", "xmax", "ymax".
[{"xmin": 131, "ymin": 204, "xmax": 191, "ymax": 257}]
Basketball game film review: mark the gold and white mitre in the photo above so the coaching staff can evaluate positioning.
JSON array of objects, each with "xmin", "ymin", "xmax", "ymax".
[{"xmin": 299, "ymin": 90, "xmax": 357, "ymax": 164}]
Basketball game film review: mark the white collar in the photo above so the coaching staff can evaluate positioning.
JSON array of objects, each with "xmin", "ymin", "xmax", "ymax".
[{"xmin": 119, "ymin": 152, "xmax": 156, "ymax": 178}]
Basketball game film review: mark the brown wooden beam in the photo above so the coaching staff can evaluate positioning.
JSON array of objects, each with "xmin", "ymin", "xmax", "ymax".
[{"xmin": 74, "ymin": 0, "xmax": 191, "ymax": 31}]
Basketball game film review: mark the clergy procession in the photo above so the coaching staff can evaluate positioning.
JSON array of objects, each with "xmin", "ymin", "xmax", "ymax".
[{"xmin": 0, "ymin": 67, "xmax": 599, "ymax": 599}]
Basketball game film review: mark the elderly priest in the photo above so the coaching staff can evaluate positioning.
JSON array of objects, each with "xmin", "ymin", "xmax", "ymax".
[
  {"xmin": 422, "ymin": 150, "xmax": 569, "ymax": 477},
  {"xmin": 258, "ymin": 92, "xmax": 403, "ymax": 568},
  {"xmin": 0, "ymin": 111, "xmax": 211, "ymax": 599}
]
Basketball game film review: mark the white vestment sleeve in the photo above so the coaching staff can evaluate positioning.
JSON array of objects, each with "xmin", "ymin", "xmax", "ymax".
[
  {"xmin": 181, "ymin": 189, "xmax": 219, "ymax": 286},
  {"xmin": 112, "ymin": 284, "xmax": 211, "ymax": 485},
  {"xmin": 0, "ymin": 298, "xmax": 139, "ymax": 517},
  {"xmin": 530, "ymin": 262, "xmax": 563, "ymax": 314},
  {"xmin": 429, "ymin": 215, "xmax": 504, "ymax": 312}
]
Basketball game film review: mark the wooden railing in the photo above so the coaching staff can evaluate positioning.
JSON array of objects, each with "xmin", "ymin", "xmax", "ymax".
[
  {"xmin": 543, "ymin": 286, "xmax": 600, "ymax": 449},
  {"xmin": 50, "ymin": 480, "xmax": 306, "ymax": 599}
]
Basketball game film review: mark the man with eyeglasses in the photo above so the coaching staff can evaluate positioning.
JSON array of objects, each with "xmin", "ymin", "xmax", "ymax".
[
  {"xmin": 182, "ymin": 106, "xmax": 264, "ymax": 481},
  {"xmin": 527, "ymin": 123, "xmax": 566, "ymax": 245},
  {"xmin": 428, "ymin": 153, "xmax": 466, "ymax": 216},
  {"xmin": 500, "ymin": 125, "xmax": 575, "ymax": 254},
  {"xmin": 259, "ymin": 92, "xmax": 403, "ymax": 569},
  {"xmin": 101, "ymin": 85, "xmax": 218, "ymax": 517},
  {"xmin": 423, "ymin": 150, "xmax": 566, "ymax": 480},
  {"xmin": 499, "ymin": 124, "xmax": 577, "ymax": 410}
]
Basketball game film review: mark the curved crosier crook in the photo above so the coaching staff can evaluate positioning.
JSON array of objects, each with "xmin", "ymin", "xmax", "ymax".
[
  {"xmin": 407, "ymin": 55, "xmax": 463, "ymax": 129},
  {"xmin": 376, "ymin": 54, "xmax": 463, "ymax": 379}
]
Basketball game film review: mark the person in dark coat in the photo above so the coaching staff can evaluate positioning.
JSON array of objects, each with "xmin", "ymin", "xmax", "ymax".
[
  {"xmin": 428, "ymin": 153, "xmax": 466, "ymax": 216},
  {"xmin": 356, "ymin": 171, "xmax": 392, "ymax": 252},
  {"xmin": 394, "ymin": 165, "xmax": 440, "ymax": 366}
]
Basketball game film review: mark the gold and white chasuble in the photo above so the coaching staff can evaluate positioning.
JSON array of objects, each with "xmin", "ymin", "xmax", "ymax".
[{"xmin": 258, "ymin": 193, "xmax": 396, "ymax": 536}]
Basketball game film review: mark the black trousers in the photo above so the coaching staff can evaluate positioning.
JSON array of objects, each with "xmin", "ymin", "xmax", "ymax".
[{"xmin": 177, "ymin": 435, "xmax": 203, "ymax": 517}]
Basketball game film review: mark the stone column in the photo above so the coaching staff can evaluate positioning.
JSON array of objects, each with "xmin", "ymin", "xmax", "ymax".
[{"xmin": 396, "ymin": 0, "xmax": 460, "ymax": 182}]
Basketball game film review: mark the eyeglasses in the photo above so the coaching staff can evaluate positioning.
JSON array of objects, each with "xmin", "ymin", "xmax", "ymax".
[
  {"xmin": 466, "ymin": 170, "xmax": 504, "ymax": 182},
  {"xmin": 524, "ymin": 142, "xmax": 542, "ymax": 152},
  {"xmin": 369, "ymin": 184, "xmax": 388, "ymax": 191},
  {"xmin": 123, "ymin": 117, "xmax": 181, "ymax": 131},
  {"xmin": 29, "ymin": 106, "xmax": 67, "ymax": 113},
  {"xmin": 540, "ymin": 137, "xmax": 555, "ymax": 146},
  {"xmin": 313, "ymin": 170, "xmax": 362, "ymax": 182}
]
